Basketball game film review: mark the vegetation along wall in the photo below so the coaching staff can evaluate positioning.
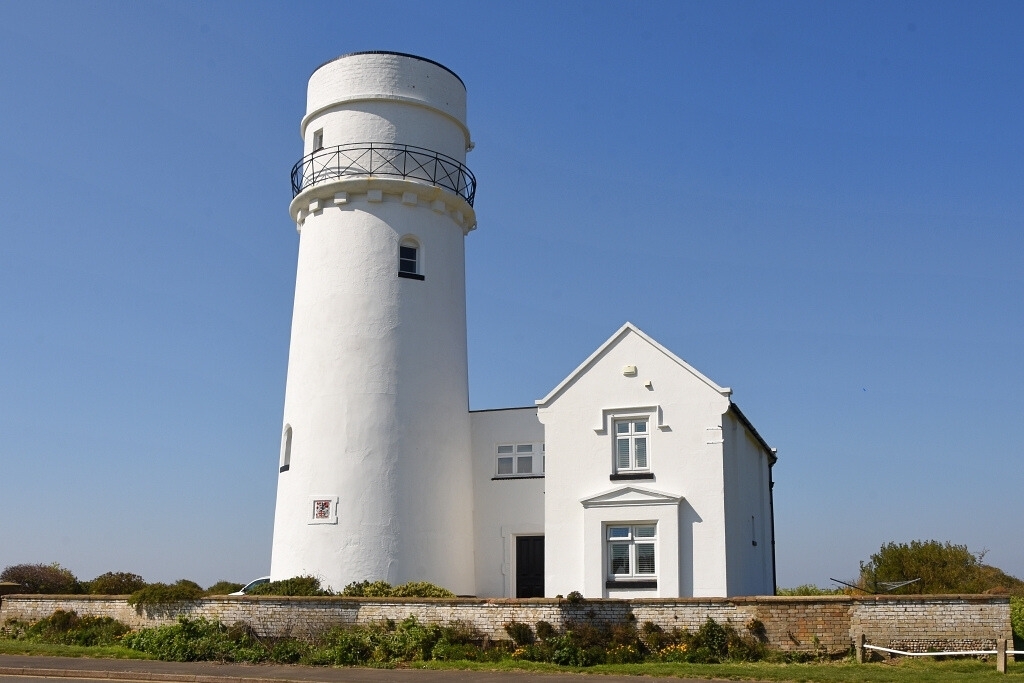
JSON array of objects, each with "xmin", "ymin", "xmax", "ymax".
[{"xmin": 0, "ymin": 594, "xmax": 1011, "ymax": 653}]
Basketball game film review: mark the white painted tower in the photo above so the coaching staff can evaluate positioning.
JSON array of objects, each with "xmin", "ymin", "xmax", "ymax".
[{"xmin": 270, "ymin": 52, "xmax": 477, "ymax": 594}]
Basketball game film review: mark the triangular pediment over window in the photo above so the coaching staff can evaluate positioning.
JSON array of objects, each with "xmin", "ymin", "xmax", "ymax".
[{"xmin": 580, "ymin": 486, "xmax": 682, "ymax": 508}]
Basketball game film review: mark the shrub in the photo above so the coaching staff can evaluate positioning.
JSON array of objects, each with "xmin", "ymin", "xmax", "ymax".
[
  {"xmin": 340, "ymin": 580, "xmax": 454, "ymax": 598},
  {"xmin": 0, "ymin": 563, "xmax": 82, "ymax": 594},
  {"xmin": 340, "ymin": 580, "xmax": 392, "ymax": 597},
  {"xmin": 391, "ymin": 581, "xmax": 455, "ymax": 598},
  {"xmin": 122, "ymin": 617, "xmax": 265, "ymax": 662},
  {"xmin": 439, "ymin": 620, "xmax": 481, "ymax": 645},
  {"xmin": 640, "ymin": 621, "xmax": 671, "ymax": 651},
  {"xmin": 89, "ymin": 572, "xmax": 147, "ymax": 595},
  {"xmin": 1012, "ymin": 596, "xmax": 1024, "ymax": 649},
  {"xmin": 314, "ymin": 626, "xmax": 374, "ymax": 665},
  {"xmin": 745, "ymin": 617, "xmax": 768, "ymax": 642},
  {"xmin": 666, "ymin": 617, "xmax": 767, "ymax": 663},
  {"xmin": 693, "ymin": 617, "xmax": 728, "ymax": 661},
  {"xmin": 776, "ymin": 584, "xmax": 842, "ymax": 596},
  {"xmin": 128, "ymin": 580, "xmax": 205, "ymax": 609},
  {"xmin": 535, "ymin": 620, "xmax": 556, "ymax": 641},
  {"xmin": 657, "ymin": 642, "xmax": 690, "ymax": 662},
  {"xmin": 605, "ymin": 643, "xmax": 644, "ymax": 663},
  {"xmin": 504, "ymin": 620, "xmax": 534, "ymax": 646},
  {"xmin": 45, "ymin": 607, "xmax": 772, "ymax": 668},
  {"xmin": 205, "ymin": 581, "xmax": 244, "ymax": 595},
  {"xmin": 17, "ymin": 610, "xmax": 128, "ymax": 646},
  {"xmin": 307, "ymin": 619, "xmax": 438, "ymax": 665},
  {"xmin": 314, "ymin": 617, "xmax": 476, "ymax": 666},
  {"xmin": 247, "ymin": 575, "xmax": 332, "ymax": 596},
  {"xmin": 386, "ymin": 617, "xmax": 443, "ymax": 661},
  {"xmin": 268, "ymin": 638, "xmax": 306, "ymax": 664},
  {"xmin": 609, "ymin": 620, "xmax": 641, "ymax": 648},
  {"xmin": 856, "ymin": 540, "xmax": 1024, "ymax": 594},
  {"xmin": 511, "ymin": 641, "xmax": 552, "ymax": 662},
  {"xmin": 431, "ymin": 640, "xmax": 480, "ymax": 661},
  {"xmin": 549, "ymin": 632, "xmax": 602, "ymax": 666},
  {"xmin": 564, "ymin": 590, "xmax": 584, "ymax": 604}
]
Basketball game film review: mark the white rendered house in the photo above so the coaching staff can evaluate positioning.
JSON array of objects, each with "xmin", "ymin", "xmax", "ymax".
[{"xmin": 270, "ymin": 51, "xmax": 777, "ymax": 599}]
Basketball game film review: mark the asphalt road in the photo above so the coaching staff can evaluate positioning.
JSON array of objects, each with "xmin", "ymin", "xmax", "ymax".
[{"xmin": 0, "ymin": 655, "xmax": 744, "ymax": 683}]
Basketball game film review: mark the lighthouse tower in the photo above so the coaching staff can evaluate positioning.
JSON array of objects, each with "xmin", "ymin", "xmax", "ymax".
[{"xmin": 270, "ymin": 52, "xmax": 477, "ymax": 594}]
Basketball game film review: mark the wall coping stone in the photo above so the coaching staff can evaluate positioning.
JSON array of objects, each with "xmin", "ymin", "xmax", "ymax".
[
  {"xmin": 0, "ymin": 593, "xmax": 1007, "ymax": 602},
  {"xmin": 2, "ymin": 593, "xmax": 1010, "ymax": 605}
]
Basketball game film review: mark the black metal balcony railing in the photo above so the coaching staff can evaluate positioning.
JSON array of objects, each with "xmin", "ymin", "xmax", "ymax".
[{"xmin": 290, "ymin": 143, "xmax": 476, "ymax": 206}]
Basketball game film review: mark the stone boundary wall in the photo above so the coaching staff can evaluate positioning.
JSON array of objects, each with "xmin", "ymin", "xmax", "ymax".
[{"xmin": 0, "ymin": 594, "xmax": 1011, "ymax": 653}]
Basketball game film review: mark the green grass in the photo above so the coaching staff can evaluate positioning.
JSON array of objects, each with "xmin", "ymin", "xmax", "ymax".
[
  {"xmin": 0, "ymin": 640, "xmax": 155, "ymax": 659},
  {"xmin": 414, "ymin": 657, "xmax": 1024, "ymax": 681},
  {"xmin": 1, "ymin": 640, "xmax": 1020, "ymax": 681}
]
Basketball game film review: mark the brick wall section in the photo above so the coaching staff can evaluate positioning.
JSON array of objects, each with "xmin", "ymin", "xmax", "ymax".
[
  {"xmin": 850, "ymin": 595, "xmax": 1012, "ymax": 652},
  {"xmin": 0, "ymin": 594, "xmax": 1010, "ymax": 654}
]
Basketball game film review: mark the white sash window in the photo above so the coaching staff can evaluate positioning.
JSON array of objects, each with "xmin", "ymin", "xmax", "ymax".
[
  {"xmin": 607, "ymin": 524, "xmax": 657, "ymax": 578},
  {"xmin": 614, "ymin": 419, "xmax": 649, "ymax": 472}
]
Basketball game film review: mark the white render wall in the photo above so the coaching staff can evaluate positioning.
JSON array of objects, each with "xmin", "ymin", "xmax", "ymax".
[
  {"xmin": 538, "ymin": 324, "xmax": 735, "ymax": 598},
  {"xmin": 301, "ymin": 53, "xmax": 470, "ymax": 156},
  {"xmin": 469, "ymin": 408, "xmax": 545, "ymax": 598},
  {"xmin": 270, "ymin": 53, "xmax": 476, "ymax": 594},
  {"xmin": 722, "ymin": 411, "xmax": 775, "ymax": 596}
]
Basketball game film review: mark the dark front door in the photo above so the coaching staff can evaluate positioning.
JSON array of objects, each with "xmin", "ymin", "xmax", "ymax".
[{"xmin": 515, "ymin": 535, "xmax": 544, "ymax": 598}]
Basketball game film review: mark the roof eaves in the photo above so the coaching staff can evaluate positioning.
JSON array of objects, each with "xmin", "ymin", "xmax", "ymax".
[
  {"xmin": 536, "ymin": 322, "xmax": 731, "ymax": 407},
  {"xmin": 728, "ymin": 403, "xmax": 778, "ymax": 464}
]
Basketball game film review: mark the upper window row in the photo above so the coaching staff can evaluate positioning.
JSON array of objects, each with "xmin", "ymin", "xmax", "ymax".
[
  {"xmin": 614, "ymin": 418, "xmax": 649, "ymax": 473},
  {"xmin": 496, "ymin": 442, "xmax": 544, "ymax": 478}
]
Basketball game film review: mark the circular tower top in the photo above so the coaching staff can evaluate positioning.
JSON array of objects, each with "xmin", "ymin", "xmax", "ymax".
[{"xmin": 301, "ymin": 51, "xmax": 469, "ymax": 147}]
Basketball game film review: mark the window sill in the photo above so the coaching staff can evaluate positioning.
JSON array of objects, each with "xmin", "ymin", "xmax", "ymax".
[
  {"xmin": 398, "ymin": 272, "xmax": 425, "ymax": 280},
  {"xmin": 605, "ymin": 580, "xmax": 657, "ymax": 589},
  {"xmin": 491, "ymin": 475, "xmax": 545, "ymax": 481},
  {"xmin": 610, "ymin": 472, "xmax": 653, "ymax": 481},
  {"xmin": 279, "ymin": 464, "xmax": 290, "ymax": 473}
]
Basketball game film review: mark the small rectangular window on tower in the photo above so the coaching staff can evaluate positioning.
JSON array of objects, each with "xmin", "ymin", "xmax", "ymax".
[
  {"xmin": 312, "ymin": 129, "xmax": 324, "ymax": 151},
  {"xmin": 398, "ymin": 242, "xmax": 424, "ymax": 280},
  {"xmin": 399, "ymin": 245, "xmax": 417, "ymax": 273}
]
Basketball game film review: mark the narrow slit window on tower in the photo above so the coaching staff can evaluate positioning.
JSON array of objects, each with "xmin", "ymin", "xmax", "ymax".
[
  {"xmin": 398, "ymin": 239, "xmax": 424, "ymax": 280},
  {"xmin": 280, "ymin": 425, "xmax": 292, "ymax": 473},
  {"xmin": 312, "ymin": 129, "xmax": 324, "ymax": 151}
]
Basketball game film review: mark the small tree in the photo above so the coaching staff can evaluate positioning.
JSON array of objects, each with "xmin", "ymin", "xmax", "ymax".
[
  {"xmin": 89, "ymin": 572, "xmax": 147, "ymax": 595},
  {"xmin": 0, "ymin": 563, "xmax": 82, "ymax": 594},
  {"xmin": 205, "ymin": 580, "xmax": 244, "ymax": 595},
  {"xmin": 128, "ymin": 579, "xmax": 205, "ymax": 609},
  {"xmin": 248, "ymin": 575, "xmax": 332, "ymax": 596},
  {"xmin": 859, "ymin": 540, "xmax": 983, "ymax": 594}
]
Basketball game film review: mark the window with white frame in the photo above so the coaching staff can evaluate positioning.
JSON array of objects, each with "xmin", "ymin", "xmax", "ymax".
[
  {"xmin": 399, "ymin": 242, "xmax": 418, "ymax": 274},
  {"xmin": 607, "ymin": 524, "xmax": 656, "ymax": 579},
  {"xmin": 398, "ymin": 238, "xmax": 424, "ymax": 280},
  {"xmin": 496, "ymin": 443, "xmax": 543, "ymax": 477},
  {"xmin": 614, "ymin": 418, "xmax": 649, "ymax": 472}
]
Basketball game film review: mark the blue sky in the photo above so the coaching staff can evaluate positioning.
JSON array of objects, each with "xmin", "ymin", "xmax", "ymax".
[{"xmin": 1, "ymin": 1, "xmax": 1021, "ymax": 589}]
